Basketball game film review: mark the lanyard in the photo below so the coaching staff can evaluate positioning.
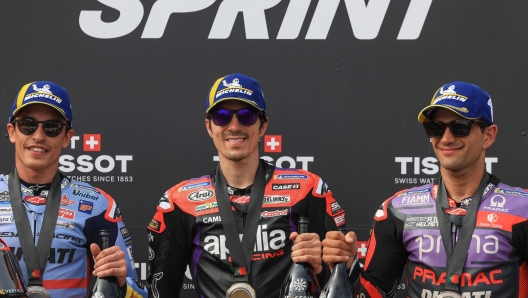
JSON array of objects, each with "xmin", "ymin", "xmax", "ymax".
[
  {"xmin": 214, "ymin": 161, "xmax": 269, "ymax": 282},
  {"xmin": 435, "ymin": 172, "xmax": 495, "ymax": 293},
  {"xmin": 8, "ymin": 167, "xmax": 62, "ymax": 286}
]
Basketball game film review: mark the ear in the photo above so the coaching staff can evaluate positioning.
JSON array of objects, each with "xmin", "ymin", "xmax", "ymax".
[
  {"xmin": 6, "ymin": 123, "xmax": 16, "ymax": 144},
  {"xmin": 259, "ymin": 117, "xmax": 268, "ymax": 138},
  {"xmin": 62, "ymin": 128, "xmax": 75, "ymax": 149},
  {"xmin": 482, "ymin": 124, "xmax": 497, "ymax": 149},
  {"xmin": 205, "ymin": 118, "xmax": 213, "ymax": 138}
]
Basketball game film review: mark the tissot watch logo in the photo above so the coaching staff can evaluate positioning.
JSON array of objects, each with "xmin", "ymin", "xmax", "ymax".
[
  {"xmin": 264, "ymin": 135, "xmax": 282, "ymax": 153},
  {"xmin": 83, "ymin": 134, "xmax": 101, "ymax": 151}
]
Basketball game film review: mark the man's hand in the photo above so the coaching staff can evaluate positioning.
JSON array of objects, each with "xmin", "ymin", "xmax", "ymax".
[
  {"xmin": 322, "ymin": 231, "xmax": 358, "ymax": 271},
  {"xmin": 290, "ymin": 232, "xmax": 323, "ymax": 274},
  {"xmin": 90, "ymin": 244, "xmax": 128, "ymax": 287}
]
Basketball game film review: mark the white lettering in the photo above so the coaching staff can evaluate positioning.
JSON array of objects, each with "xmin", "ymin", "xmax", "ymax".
[{"xmin": 79, "ymin": 0, "xmax": 144, "ymax": 39}]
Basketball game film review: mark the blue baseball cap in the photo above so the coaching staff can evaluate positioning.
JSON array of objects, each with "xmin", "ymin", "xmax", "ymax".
[
  {"xmin": 9, "ymin": 81, "xmax": 73, "ymax": 127},
  {"xmin": 418, "ymin": 81, "xmax": 493, "ymax": 125},
  {"xmin": 206, "ymin": 73, "xmax": 266, "ymax": 113}
]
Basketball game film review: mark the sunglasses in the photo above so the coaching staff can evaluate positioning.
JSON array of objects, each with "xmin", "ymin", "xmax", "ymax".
[
  {"xmin": 423, "ymin": 119, "xmax": 486, "ymax": 138},
  {"xmin": 210, "ymin": 108, "xmax": 260, "ymax": 126},
  {"xmin": 12, "ymin": 118, "xmax": 69, "ymax": 137}
]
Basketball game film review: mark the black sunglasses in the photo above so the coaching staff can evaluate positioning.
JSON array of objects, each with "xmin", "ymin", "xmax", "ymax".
[
  {"xmin": 12, "ymin": 118, "xmax": 69, "ymax": 137},
  {"xmin": 210, "ymin": 108, "xmax": 260, "ymax": 126},
  {"xmin": 423, "ymin": 119, "xmax": 486, "ymax": 138}
]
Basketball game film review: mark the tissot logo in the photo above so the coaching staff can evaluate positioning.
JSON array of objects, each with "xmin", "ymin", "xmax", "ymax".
[
  {"xmin": 79, "ymin": 0, "xmax": 432, "ymax": 40},
  {"xmin": 83, "ymin": 134, "xmax": 101, "ymax": 151},
  {"xmin": 264, "ymin": 135, "xmax": 282, "ymax": 153}
]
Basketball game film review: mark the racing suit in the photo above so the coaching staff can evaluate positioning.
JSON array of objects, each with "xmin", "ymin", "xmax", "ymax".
[
  {"xmin": 351, "ymin": 174, "xmax": 528, "ymax": 298},
  {"xmin": 0, "ymin": 173, "xmax": 147, "ymax": 298},
  {"xmin": 147, "ymin": 161, "xmax": 346, "ymax": 297}
]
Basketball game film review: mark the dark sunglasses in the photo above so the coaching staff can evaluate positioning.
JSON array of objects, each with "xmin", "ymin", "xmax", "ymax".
[
  {"xmin": 210, "ymin": 108, "xmax": 260, "ymax": 126},
  {"xmin": 423, "ymin": 119, "xmax": 486, "ymax": 138},
  {"xmin": 11, "ymin": 118, "xmax": 69, "ymax": 137}
]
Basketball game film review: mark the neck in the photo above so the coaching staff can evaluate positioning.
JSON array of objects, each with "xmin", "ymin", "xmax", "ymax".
[
  {"xmin": 219, "ymin": 157, "xmax": 260, "ymax": 189},
  {"xmin": 15, "ymin": 164, "xmax": 57, "ymax": 185},
  {"xmin": 440, "ymin": 165, "xmax": 486, "ymax": 203}
]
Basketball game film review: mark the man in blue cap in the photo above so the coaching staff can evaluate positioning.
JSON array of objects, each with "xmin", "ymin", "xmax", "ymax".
[
  {"xmin": 2, "ymin": 81, "xmax": 147, "ymax": 297},
  {"xmin": 147, "ymin": 73, "xmax": 348, "ymax": 297},
  {"xmin": 322, "ymin": 81, "xmax": 528, "ymax": 298}
]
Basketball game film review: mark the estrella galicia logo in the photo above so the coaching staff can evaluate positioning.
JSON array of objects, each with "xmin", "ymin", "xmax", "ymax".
[
  {"xmin": 187, "ymin": 189, "xmax": 215, "ymax": 202},
  {"xmin": 0, "ymin": 191, "xmax": 9, "ymax": 203}
]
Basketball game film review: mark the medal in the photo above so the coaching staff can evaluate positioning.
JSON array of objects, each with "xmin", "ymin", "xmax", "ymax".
[
  {"xmin": 27, "ymin": 286, "xmax": 51, "ymax": 298},
  {"xmin": 437, "ymin": 291, "xmax": 462, "ymax": 298},
  {"xmin": 226, "ymin": 283, "xmax": 257, "ymax": 298}
]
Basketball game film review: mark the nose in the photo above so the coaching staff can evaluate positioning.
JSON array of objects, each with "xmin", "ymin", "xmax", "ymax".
[
  {"xmin": 439, "ymin": 125, "xmax": 456, "ymax": 143},
  {"xmin": 227, "ymin": 114, "xmax": 243, "ymax": 131},
  {"xmin": 32, "ymin": 123, "xmax": 48, "ymax": 141}
]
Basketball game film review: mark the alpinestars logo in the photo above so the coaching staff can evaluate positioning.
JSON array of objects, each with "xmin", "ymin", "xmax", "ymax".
[
  {"xmin": 80, "ymin": 0, "xmax": 433, "ymax": 40},
  {"xmin": 59, "ymin": 134, "xmax": 133, "ymax": 183}
]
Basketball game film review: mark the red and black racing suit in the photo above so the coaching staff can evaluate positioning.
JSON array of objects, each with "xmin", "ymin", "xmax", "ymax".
[
  {"xmin": 146, "ymin": 161, "xmax": 346, "ymax": 297},
  {"xmin": 350, "ymin": 174, "xmax": 528, "ymax": 298}
]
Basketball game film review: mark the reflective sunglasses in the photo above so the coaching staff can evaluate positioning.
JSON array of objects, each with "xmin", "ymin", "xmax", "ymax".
[
  {"xmin": 423, "ymin": 119, "xmax": 486, "ymax": 138},
  {"xmin": 11, "ymin": 118, "xmax": 69, "ymax": 137},
  {"xmin": 210, "ymin": 108, "xmax": 260, "ymax": 126}
]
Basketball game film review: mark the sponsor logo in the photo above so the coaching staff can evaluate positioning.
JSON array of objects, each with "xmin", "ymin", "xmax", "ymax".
[
  {"xmin": 330, "ymin": 202, "xmax": 343, "ymax": 215},
  {"xmin": 70, "ymin": 184, "xmax": 101, "ymax": 194},
  {"xmin": 494, "ymin": 188, "xmax": 528, "ymax": 197},
  {"xmin": 195, "ymin": 202, "xmax": 218, "ymax": 212},
  {"xmin": 272, "ymin": 183, "xmax": 300, "ymax": 191},
  {"xmin": 274, "ymin": 174, "xmax": 307, "ymax": 180},
  {"xmin": 204, "ymin": 224, "xmax": 286, "ymax": 260},
  {"xmin": 405, "ymin": 216, "xmax": 438, "ymax": 228},
  {"xmin": 216, "ymin": 77, "xmax": 253, "ymax": 98},
  {"xmin": 0, "ymin": 191, "xmax": 9, "ymax": 202},
  {"xmin": 56, "ymin": 220, "xmax": 74, "ymax": 229},
  {"xmin": 264, "ymin": 135, "xmax": 282, "ymax": 153},
  {"xmin": 401, "ymin": 194, "xmax": 431, "ymax": 205},
  {"xmin": 149, "ymin": 219, "xmax": 161, "ymax": 231},
  {"xmin": 24, "ymin": 196, "xmax": 46, "ymax": 205},
  {"xmin": 231, "ymin": 196, "xmax": 250, "ymax": 204},
  {"xmin": 120, "ymin": 227, "xmax": 130, "ymax": 239},
  {"xmin": 58, "ymin": 208, "xmax": 75, "ymax": 220},
  {"xmin": 188, "ymin": 189, "xmax": 215, "ymax": 202},
  {"xmin": 125, "ymin": 238, "xmax": 133, "ymax": 247},
  {"xmin": 202, "ymin": 215, "xmax": 222, "ymax": 223},
  {"xmin": 333, "ymin": 214, "xmax": 346, "ymax": 227},
  {"xmin": 483, "ymin": 195, "xmax": 509, "ymax": 213},
  {"xmin": 0, "ymin": 207, "xmax": 12, "ymax": 213},
  {"xmin": 83, "ymin": 134, "xmax": 101, "ymax": 151},
  {"xmin": 72, "ymin": 189, "xmax": 99, "ymax": 201},
  {"xmin": 403, "ymin": 189, "xmax": 431, "ymax": 195},
  {"xmin": 60, "ymin": 194, "xmax": 76, "ymax": 206},
  {"xmin": 179, "ymin": 182, "xmax": 211, "ymax": 192},
  {"xmin": 78, "ymin": 200, "xmax": 93, "ymax": 214},
  {"xmin": 54, "ymin": 233, "xmax": 82, "ymax": 244},
  {"xmin": 260, "ymin": 209, "xmax": 288, "ymax": 218},
  {"xmin": 0, "ymin": 216, "xmax": 15, "ymax": 223},
  {"xmin": 263, "ymin": 195, "xmax": 290, "ymax": 204},
  {"xmin": 413, "ymin": 265, "xmax": 503, "ymax": 287},
  {"xmin": 487, "ymin": 213, "xmax": 498, "ymax": 223},
  {"xmin": 157, "ymin": 193, "xmax": 171, "ymax": 210},
  {"xmin": 356, "ymin": 241, "xmax": 369, "ymax": 259},
  {"xmin": 31, "ymin": 83, "xmax": 53, "ymax": 94},
  {"xmin": 415, "ymin": 234, "xmax": 499, "ymax": 261}
]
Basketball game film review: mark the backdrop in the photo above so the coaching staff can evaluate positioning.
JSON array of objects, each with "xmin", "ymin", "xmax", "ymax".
[{"xmin": 2, "ymin": 1, "xmax": 528, "ymax": 297}]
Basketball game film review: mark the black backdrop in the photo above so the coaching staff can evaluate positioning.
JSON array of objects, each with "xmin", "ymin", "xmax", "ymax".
[{"xmin": 2, "ymin": 1, "xmax": 528, "ymax": 297}]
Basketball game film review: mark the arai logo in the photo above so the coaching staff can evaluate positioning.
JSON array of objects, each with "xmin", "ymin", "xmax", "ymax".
[{"xmin": 188, "ymin": 190, "xmax": 215, "ymax": 202}]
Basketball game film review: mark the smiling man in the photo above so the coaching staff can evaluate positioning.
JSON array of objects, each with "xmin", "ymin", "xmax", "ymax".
[
  {"xmin": 147, "ymin": 73, "xmax": 347, "ymax": 297},
  {"xmin": 1, "ymin": 81, "xmax": 147, "ymax": 297},
  {"xmin": 322, "ymin": 81, "xmax": 528, "ymax": 298}
]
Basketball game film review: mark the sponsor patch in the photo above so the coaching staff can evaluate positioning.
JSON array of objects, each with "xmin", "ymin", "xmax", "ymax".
[
  {"xmin": 58, "ymin": 208, "xmax": 75, "ymax": 220},
  {"xmin": 187, "ymin": 189, "xmax": 215, "ymax": 202},
  {"xmin": 272, "ymin": 183, "xmax": 300, "ymax": 191},
  {"xmin": 70, "ymin": 183, "xmax": 101, "ymax": 194},
  {"xmin": 179, "ymin": 182, "xmax": 211, "ymax": 192},
  {"xmin": 24, "ymin": 196, "xmax": 46, "ymax": 205},
  {"xmin": 274, "ymin": 174, "xmax": 308, "ymax": 180},
  {"xmin": 72, "ymin": 189, "xmax": 99, "ymax": 201},
  {"xmin": 263, "ymin": 195, "xmax": 290, "ymax": 204},
  {"xmin": 260, "ymin": 209, "xmax": 288, "ymax": 218},
  {"xmin": 330, "ymin": 201, "xmax": 343, "ymax": 215},
  {"xmin": 494, "ymin": 188, "xmax": 528, "ymax": 197},
  {"xmin": 120, "ymin": 227, "xmax": 130, "ymax": 239},
  {"xmin": 0, "ymin": 216, "xmax": 15, "ymax": 224},
  {"xmin": 402, "ymin": 188, "xmax": 431, "ymax": 195},
  {"xmin": 157, "ymin": 192, "xmax": 171, "ymax": 210},
  {"xmin": 78, "ymin": 200, "xmax": 93, "ymax": 214},
  {"xmin": 125, "ymin": 238, "xmax": 133, "ymax": 247},
  {"xmin": 231, "ymin": 196, "xmax": 250, "ymax": 204},
  {"xmin": 149, "ymin": 219, "xmax": 161, "ymax": 232},
  {"xmin": 333, "ymin": 214, "xmax": 346, "ymax": 227},
  {"xmin": 195, "ymin": 202, "xmax": 218, "ymax": 212},
  {"xmin": 60, "ymin": 194, "xmax": 76, "ymax": 206},
  {"xmin": 0, "ymin": 207, "xmax": 12, "ymax": 214},
  {"xmin": 0, "ymin": 191, "xmax": 9, "ymax": 202},
  {"xmin": 56, "ymin": 220, "xmax": 74, "ymax": 229}
]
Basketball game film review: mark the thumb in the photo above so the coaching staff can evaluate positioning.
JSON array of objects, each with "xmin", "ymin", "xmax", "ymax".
[{"xmin": 90, "ymin": 243, "xmax": 101, "ymax": 261}]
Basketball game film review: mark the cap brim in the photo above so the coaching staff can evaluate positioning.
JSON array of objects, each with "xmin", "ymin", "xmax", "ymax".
[
  {"xmin": 11, "ymin": 102, "xmax": 70, "ymax": 125},
  {"xmin": 417, "ymin": 104, "xmax": 480, "ymax": 123},
  {"xmin": 206, "ymin": 98, "xmax": 264, "ymax": 113}
]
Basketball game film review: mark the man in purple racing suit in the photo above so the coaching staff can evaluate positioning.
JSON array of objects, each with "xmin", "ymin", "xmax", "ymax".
[
  {"xmin": 2, "ymin": 81, "xmax": 147, "ymax": 297},
  {"xmin": 322, "ymin": 81, "xmax": 528, "ymax": 297},
  {"xmin": 146, "ymin": 73, "xmax": 347, "ymax": 297}
]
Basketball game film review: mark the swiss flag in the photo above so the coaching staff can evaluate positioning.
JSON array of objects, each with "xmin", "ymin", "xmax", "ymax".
[
  {"xmin": 356, "ymin": 241, "xmax": 369, "ymax": 259},
  {"xmin": 83, "ymin": 134, "xmax": 101, "ymax": 151},
  {"xmin": 264, "ymin": 135, "xmax": 282, "ymax": 153}
]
